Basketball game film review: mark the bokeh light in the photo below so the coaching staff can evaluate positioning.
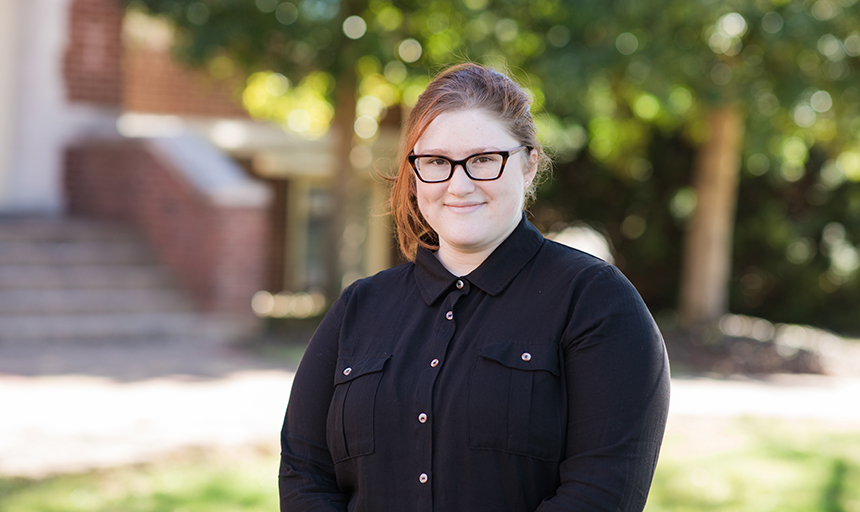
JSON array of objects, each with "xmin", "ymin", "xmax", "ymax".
[
  {"xmin": 251, "ymin": 290, "xmax": 327, "ymax": 318},
  {"xmin": 342, "ymin": 15, "xmax": 367, "ymax": 39},
  {"xmin": 397, "ymin": 38, "xmax": 423, "ymax": 63}
]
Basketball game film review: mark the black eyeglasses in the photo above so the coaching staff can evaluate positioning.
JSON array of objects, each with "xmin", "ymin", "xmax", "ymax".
[{"xmin": 408, "ymin": 146, "xmax": 529, "ymax": 183}]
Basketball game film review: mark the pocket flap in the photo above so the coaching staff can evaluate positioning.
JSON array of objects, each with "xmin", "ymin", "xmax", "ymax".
[
  {"xmin": 479, "ymin": 343, "xmax": 560, "ymax": 376},
  {"xmin": 334, "ymin": 354, "xmax": 391, "ymax": 385}
]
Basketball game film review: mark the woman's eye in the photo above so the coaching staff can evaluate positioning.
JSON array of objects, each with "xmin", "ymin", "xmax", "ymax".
[
  {"xmin": 427, "ymin": 158, "xmax": 449, "ymax": 166},
  {"xmin": 473, "ymin": 155, "xmax": 502, "ymax": 165}
]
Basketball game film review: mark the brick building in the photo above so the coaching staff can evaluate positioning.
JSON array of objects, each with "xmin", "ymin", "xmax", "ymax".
[{"xmin": 0, "ymin": 0, "xmax": 394, "ymax": 317}]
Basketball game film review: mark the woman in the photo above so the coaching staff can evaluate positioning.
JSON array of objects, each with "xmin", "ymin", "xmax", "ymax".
[{"xmin": 279, "ymin": 63, "xmax": 670, "ymax": 512}]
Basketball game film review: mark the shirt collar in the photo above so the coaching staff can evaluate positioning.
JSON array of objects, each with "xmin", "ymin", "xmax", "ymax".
[{"xmin": 414, "ymin": 214, "xmax": 545, "ymax": 305}]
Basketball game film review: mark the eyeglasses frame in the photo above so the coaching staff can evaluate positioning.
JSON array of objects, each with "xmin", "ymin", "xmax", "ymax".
[{"xmin": 408, "ymin": 145, "xmax": 530, "ymax": 183}]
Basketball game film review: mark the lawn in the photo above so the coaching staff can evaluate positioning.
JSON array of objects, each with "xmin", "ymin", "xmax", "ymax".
[
  {"xmin": 647, "ymin": 417, "xmax": 860, "ymax": 512},
  {"xmin": 0, "ymin": 446, "xmax": 279, "ymax": 512},
  {"xmin": 1, "ymin": 418, "xmax": 859, "ymax": 512}
]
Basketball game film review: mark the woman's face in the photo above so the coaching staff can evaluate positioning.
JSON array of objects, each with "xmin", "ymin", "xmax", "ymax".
[{"xmin": 414, "ymin": 109, "xmax": 537, "ymax": 259}]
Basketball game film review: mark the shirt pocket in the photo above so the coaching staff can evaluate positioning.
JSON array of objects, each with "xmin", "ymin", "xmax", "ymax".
[
  {"xmin": 468, "ymin": 342, "xmax": 564, "ymax": 461},
  {"xmin": 326, "ymin": 354, "xmax": 390, "ymax": 464}
]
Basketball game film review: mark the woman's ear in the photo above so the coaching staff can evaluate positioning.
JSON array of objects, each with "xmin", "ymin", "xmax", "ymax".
[{"xmin": 524, "ymin": 148, "xmax": 539, "ymax": 186}]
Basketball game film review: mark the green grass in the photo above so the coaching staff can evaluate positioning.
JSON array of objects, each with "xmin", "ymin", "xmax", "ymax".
[
  {"xmin": 0, "ymin": 447, "xmax": 279, "ymax": 512},
  {"xmin": 646, "ymin": 418, "xmax": 860, "ymax": 512},
  {"xmin": 2, "ymin": 419, "xmax": 859, "ymax": 511}
]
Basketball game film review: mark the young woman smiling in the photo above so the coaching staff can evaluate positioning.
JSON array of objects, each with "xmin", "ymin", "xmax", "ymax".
[{"xmin": 279, "ymin": 63, "xmax": 670, "ymax": 512}]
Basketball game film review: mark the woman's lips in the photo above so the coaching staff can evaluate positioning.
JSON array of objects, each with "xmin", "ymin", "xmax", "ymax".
[{"xmin": 445, "ymin": 202, "xmax": 484, "ymax": 213}]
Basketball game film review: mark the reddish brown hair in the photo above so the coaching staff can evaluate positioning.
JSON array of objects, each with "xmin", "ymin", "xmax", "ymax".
[{"xmin": 389, "ymin": 63, "xmax": 550, "ymax": 261}]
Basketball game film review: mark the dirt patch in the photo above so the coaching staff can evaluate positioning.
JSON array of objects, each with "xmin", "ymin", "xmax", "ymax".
[{"xmin": 664, "ymin": 325, "xmax": 860, "ymax": 377}]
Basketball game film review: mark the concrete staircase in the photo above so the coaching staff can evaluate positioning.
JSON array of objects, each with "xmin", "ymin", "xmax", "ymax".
[{"xmin": 0, "ymin": 216, "xmax": 250, "ymax": 343}]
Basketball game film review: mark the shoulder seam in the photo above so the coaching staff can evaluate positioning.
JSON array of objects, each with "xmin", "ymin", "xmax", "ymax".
[{"xmin": 581, "ymin": 262, "xmax": 617, "ymax": 289}]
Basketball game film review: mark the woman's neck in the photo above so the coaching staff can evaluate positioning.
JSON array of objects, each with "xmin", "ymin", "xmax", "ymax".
[
  {"xmin": 432, "ymin": 215, "xmax": 522, "ymax": 276},
  {"xmin": 434, "ymin": 243, "xmax": 497, "ymax": 277}
]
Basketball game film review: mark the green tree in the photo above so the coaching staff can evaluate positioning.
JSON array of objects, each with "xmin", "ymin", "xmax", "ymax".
[
  {"xmin": 124, "ymin": 0, "xmax": 556, "ymax": 300},
  {"xmin": 533, "ymin": 0, "xmax": 860, "ymax": 328},
  {"xmin": 123, "ymin": 0, "xmax": 860, "ymax": 335}
]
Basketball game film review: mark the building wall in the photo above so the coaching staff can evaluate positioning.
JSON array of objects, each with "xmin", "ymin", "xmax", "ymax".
[
  {"xmin": 2, "ymin": 0, "xmax": 72, "ymax": 213},
  {"xmin": 121, "ymin": 7, "xmax": 248, "ymax": 118},
  {"xmin": 63, "ymin": 0, "xmax": 124, "ymax": 105},
  {"xmin": 123, "ymin": 45, "xmax": 247, "ymax": 118},
  {"xmin": 65, "ymin": 139, "xmax": 270, "ymax": 313},
  {"xmin": 0, "ymin": 0, "xmax": 21, "ymax": 208},
  {"xmin": 3, "ymin": 0, "xmax": 391, "ymax": 299},
  {"xmin": 2, "ymin": 0, "xmax": 122, "ymax": 214}
]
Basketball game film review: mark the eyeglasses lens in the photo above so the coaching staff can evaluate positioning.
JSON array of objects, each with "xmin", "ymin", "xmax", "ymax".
[
  {"xmin": 415, "ymin": 154, "xmax": 504, "ymax": 182},
  {"xmin": 466, "ymin": 154, "xmax": 504, "ymax": 178}
]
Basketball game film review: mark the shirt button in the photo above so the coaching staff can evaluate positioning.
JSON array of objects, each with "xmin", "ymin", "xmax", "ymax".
[
  {"xmin": 430, "ymin": 358, "xmax": 440, "ymax": 367},
  {"xmin": 521, "ymin": 352, "xmax": 532, "ymax": 361},
  {"xmin": 445, "ymin": 311, "xmax": 453, "ymax": 320},
  {"xmin": 418, "ymin": 413, "xmax": 428, "ymax": 423},
  {"xmin": 456, "ymin": 279, "xmax": 464, "ymax": 289},
  {"xmin": 419, "ymin": 473, "xmax": 429, "ymax": 484},
  {"xmin": 343, "ymin": 367, "xmax": 352, "ymax": 375}
]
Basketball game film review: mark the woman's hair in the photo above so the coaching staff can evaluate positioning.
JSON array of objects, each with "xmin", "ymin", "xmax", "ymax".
[{"xmin": 389, "ymin": 63, "xmax": 551, "ymax": 261}]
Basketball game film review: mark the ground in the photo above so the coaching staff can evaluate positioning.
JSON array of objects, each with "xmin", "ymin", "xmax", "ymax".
[{"xmin": 2, "ymin": 328, "xmax": 859, "ymax": 478}]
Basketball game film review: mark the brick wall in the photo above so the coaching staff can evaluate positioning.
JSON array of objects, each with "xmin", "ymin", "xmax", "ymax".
[
  {"xmin": 62, "ymin": 1, "xmax": 271, "ymax": 313},
  {"xmin": 123, "ymin": 46, "xmax": 248, "ymax": 118},
  {"xmin": 64, "ymin": 140, "xmax": 270, "ymax": 314},
  {"xmin": 63, "ymin": 0, "xmax": 124, "ymax": 105},
  {"xmin": 63, "ymin": 0, "xmax": 246, "ymax": 116}
]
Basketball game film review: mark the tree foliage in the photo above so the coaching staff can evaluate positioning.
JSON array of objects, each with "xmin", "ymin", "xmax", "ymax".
[
  {"xmin": 123, "ymin": 0, "xmax": 860, "ymax": 334},
  {"xmin": 535, "ymin": 0, "xmax": 860, "ymax": 168},
  {"xmin": 525, "ymin": 0, "xmax": 860, "ymax": 334},
  {"xmin": 126, "ymin": 0, "xmax": 556, "ymax": 136}
]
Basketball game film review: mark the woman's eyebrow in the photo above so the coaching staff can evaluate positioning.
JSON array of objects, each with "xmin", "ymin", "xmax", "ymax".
[{"xmin": 415, "ymin": 147, "xmax": 499, "ymax": 155}]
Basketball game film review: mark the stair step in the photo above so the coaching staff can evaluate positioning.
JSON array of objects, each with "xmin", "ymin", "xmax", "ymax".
[
  {"xmin": 0, "ymin": 241, "xmax": 157, "ymax": 265},
  {"xmin": 0, "ymin": 217, "xmax": 257, "ymax": 344},
  {"xmin": 0, "ymin": 216, "xmax": 140, "ymax": 243},
  {"xmin": 0, "ymin": 265, "xmax": 175, "ymax": 289},
  {"xmin": 0, "ymin": 289, "xmax": 196, "ymax": 315},
  {"xmin": 0, "ymin": 312, "xmax": 237, "ymax": 342}
]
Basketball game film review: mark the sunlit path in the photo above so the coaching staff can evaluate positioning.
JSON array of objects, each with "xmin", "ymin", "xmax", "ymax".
[
  {"xmin": 4, "ymin": 368, "xmax": 860, "ymax": 478},
  {"xmin": 0, "ymin": 370, "xmax": 295, "ymax": 477},
  {"xmin": 670, "ymin": 374, "xmax": 860, "ymax": 423}
]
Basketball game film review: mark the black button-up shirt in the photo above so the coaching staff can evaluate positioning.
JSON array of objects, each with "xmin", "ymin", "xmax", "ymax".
[{"xmin": 280, "ymin": 217, "xmax": 670, "ymax": 512}]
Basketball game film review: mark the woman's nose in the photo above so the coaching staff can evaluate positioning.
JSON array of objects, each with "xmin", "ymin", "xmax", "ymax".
[{"xmin": 447, "ymin": 163, "xmax": 475, "ymax": 194}]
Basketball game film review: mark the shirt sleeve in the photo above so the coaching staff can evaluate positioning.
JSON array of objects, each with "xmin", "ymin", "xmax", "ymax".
[
  {"xmin": 279, "ymin": 289, "xmax": 352, "ymax": 512},
  {"xmin": 536, "ymin": 265, "xmax": 671, "ymax": 512}
]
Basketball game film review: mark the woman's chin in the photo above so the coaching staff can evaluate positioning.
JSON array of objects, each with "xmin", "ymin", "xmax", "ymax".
[{"xmin": 439, "ymin": 233, "xmax": 496, "ymax": 254}]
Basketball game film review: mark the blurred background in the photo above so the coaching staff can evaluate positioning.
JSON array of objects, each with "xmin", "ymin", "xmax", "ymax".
[{"xmin": 1, "ymin": 0, "xmax": 859, "ymax": 510}]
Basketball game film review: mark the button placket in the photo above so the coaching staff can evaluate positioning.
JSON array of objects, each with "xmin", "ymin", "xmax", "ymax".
[{"xmin": 415, "ymin": 289, "xmax": 461, "ymax": 497}]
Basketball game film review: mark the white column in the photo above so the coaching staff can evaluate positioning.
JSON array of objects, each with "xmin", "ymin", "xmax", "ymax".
[
  {"xmin": 3, "ymin": 0, "xmax": 76, "ymax": 214},
  {"xmin": 0, "ymin": 0, "xmax": 21, "ymax": 209}
]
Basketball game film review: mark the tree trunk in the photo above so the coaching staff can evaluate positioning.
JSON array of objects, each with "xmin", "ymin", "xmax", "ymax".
[
  {"xmin": 324, "ymin": 71, "xmax": 358, "ymax": 302},
  {"xmin": 678, "ymin": 105, "xmax": 745, "ymax": 328}
]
